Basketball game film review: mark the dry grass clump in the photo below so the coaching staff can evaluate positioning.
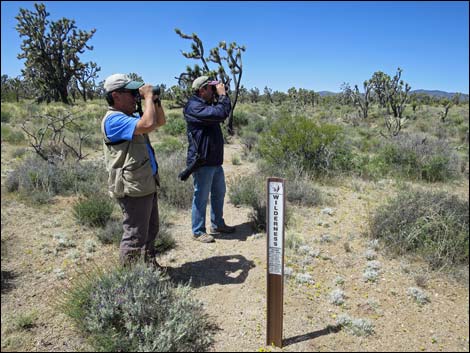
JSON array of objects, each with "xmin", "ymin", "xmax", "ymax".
[{"xmin": 370, "ymin": 188, "xmax": 469, "ymax": 269}]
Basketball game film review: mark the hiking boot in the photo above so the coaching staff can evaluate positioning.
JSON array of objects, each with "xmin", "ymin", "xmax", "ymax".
[
  {"xmin": 192, "ymin": 233, "xmax": 215, "ymax": 243},
  {"xmin": 210, "ymin": 223, "xmax": 236, "ymax": 234}
]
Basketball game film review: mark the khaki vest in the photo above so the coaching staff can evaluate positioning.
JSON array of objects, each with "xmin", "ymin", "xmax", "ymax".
[{"xmin": 101, "ymin": 110, "xmax": 158, "ymax": 198}]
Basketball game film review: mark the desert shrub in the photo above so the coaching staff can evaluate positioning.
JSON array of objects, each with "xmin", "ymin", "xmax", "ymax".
[
  {"xmin": 153, "ymin": 135, "xmax": 186, "ymax": 155},
  {"xmin": 287, "ymin": 176, "xmax": 325, "ymax": 206},
  {"xmin": 363, "ymin": 268, "xmax": 379, "ymax": 283},
  {"xmin": 10, "ymin": 147, "xmax": 27, "ymax": 159},
  {"xmin": 250, "ymin": 193, "xmax": 292, "ymax": 232},
  {"xmin": 258, "ymin": 114, "xmax": 355, "ymax": 177},
  {"xmin": 1, "ymin": 124, "xmax": 25, "ymax": 144},
  {"xmin": 61, "ymin": 263, "xmax": 215, "ymax": 352},
  {"xmin": 158, "ymin": 151, "xmax": 193, "ymax": 209},
  {"xmin": 369, "ymin": 188, "xmax": 469, "ymax": 268},
  {"xmin": 231, "ymin": 154, "xmax": 241, "ymax": 165},
  {"xmin": 228, "ymin": 174, "xmax": 291, "ymax": 230},
  {"xmin": 329, "ymin": 289, "xmax": 346, "ymax": 305},
  {"xmin": 154, "ymin": 205, "xmax": 176, "ymax": 254},
  {"xmin": 407, "ymin": 287, "xmax": 430, "ymax": 305},
  {"xmin": 29, "ymin": 190, "xmax": 54, "ymax": 205},
  {"xmin": 59, "ymin": 161, "xmax": 107, "ymax": 197},
  {"xmin": 357, "ymin": 130, "xmax": 381, "ymax": 153},
  {"xmin": 228, "ymin": 175, "xmax": 263, "ymax": 207},
  {"xmin": 240, "ymin": 131, "xmax": 259, "ymax": 155},
  {"xmin": 1, "ymin": 109, "xmax": 12, "ymax": 123},
  {"xmin": 163, "ymin": 112, "xmax": 186, "ymax": 136},
  {"xmin": 238, "ymin": 111, "xmax": 268, "ymax": 134},
  {"xmin": 73, "ymin": 195, "xmax": 114, "ymax": 227},
  {"xmin": 336, "ymin": 314, "xmax": 374, "ymax": 336},
  {"xmin": 372, "ymin": 133, "xmax": 460, "ymax": 182},
  {"xmin": 6, "ymin": 156, "xmax": 107, "ymax": 198},
  {"xmin": 9, "ymin": 311, "xmax": 37, "ymax": 331},
  {"xmin": 249, "ymin": 197, "xmax": 268, "ymax": 232},
  {"xmin": 233, "ymin": 110, "xmax": 250, "ymax": 128},
  {"xmin": 154, "ymin": 228, "xmax": 177, "ymax": 254},
  {"xmin": 285, "ymin": 230, "xmax": 305, "ymax": 250},
  {"xmin": 97, "ymin": 218, "xmax": 122, "ymax": 245}
]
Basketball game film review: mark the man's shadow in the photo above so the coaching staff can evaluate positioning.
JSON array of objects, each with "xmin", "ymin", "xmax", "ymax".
[
  {"xmin": 167, "ymin": 254, "xmax": 255, "ymax": 288},
  {"xmin": 214, "ymin": 221, "xmax": 256, "ymax": 241}
]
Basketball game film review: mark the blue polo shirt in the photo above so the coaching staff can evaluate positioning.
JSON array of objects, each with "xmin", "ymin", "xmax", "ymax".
[{"xmin": 104, "ymin": 113, "xmax": 158, "ymax": 175}]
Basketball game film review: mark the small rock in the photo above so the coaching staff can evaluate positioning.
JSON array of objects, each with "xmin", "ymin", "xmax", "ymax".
[{"xmin": 321, "ymin": 207, "xmax": 335, "ymax": 216}]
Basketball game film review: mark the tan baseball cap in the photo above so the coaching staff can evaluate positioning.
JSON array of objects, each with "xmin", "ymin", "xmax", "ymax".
[
  {"xmin": 192, "ymin": 76, "xmax": 219, "ymax": 90},
  {"xmin": 104, "ymin": 73, "xmax": 144, "ymax": 93}
]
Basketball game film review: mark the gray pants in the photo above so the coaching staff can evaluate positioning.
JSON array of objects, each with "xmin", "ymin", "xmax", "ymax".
[{"xmin": 117, "ymin": 192, "xmax": 159, "ymax": 264}]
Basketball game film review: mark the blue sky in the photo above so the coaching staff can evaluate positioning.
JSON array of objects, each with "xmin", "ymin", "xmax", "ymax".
[{"xmin": 1, "ymin": 1, "xmax": 469, "ymax": 93}]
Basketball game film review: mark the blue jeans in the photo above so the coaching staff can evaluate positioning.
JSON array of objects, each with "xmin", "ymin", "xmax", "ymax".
[{"xmin": 191, "ymin": 165, "xmax": 226, "ymax": 235}]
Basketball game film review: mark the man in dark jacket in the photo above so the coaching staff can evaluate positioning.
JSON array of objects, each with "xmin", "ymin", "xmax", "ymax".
[{"xmin": 183, "ymin": 75, "xmax": 236, "ymax": 243}]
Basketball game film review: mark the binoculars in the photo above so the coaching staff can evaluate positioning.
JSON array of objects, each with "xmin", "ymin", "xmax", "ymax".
[
  {"xmin": 128, "ymin": 86, "xmax": 160, "ymax": 99},
  {"xmin": 151, "ymin": 86, "xmax": 161, "ymax": 96},
  {"xmin": 211, "ymin": 84, "xmax": 229, "ymax": 93},
  {"xmin": 134, "ymin": 86, "xmax": 160, "ymax": 98}
]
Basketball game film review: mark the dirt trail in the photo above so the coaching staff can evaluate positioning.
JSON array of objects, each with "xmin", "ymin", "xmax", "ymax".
[{"xmin": 1, "ymin": 142, "xmax": 469, "ymax": 352}]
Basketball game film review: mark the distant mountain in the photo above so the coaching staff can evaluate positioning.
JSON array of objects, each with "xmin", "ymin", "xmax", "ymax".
[
  {"xmin": 410, "ymin": 90, "xmax": 469, "ymax": 100},
  {"xmin": 317, "ymin": 91, "xmax": 338, "ymax": 96}
]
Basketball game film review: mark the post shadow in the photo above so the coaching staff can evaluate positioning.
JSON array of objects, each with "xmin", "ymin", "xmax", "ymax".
[
  {"xmin": 282, "ymin": 324, "xmax": 342, "ymax": 347},
  {"xmin": 167, "ymin": 254, "xmax": 255, "ymax": 288}
]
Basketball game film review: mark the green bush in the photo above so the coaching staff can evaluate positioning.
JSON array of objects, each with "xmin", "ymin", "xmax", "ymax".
[
  {"xmin": 73, "ymin": 195, "xmax": 114, "ymax": 227},
  {"xmin": 238, "ymin": 112, "xmax": 269, "ymax": 138},
  {"xmin": 10, "ymin": 147, "xmax": 27, "ymax": 159},
  {"xmin": 61, "ymin": 263, "xmax": 215, "ymax": 352},
  {"xmin": 29, "ymin": 190, "xmax": 54, "ymax": 205},
  {"xmin": 1, "ymin": 109, "xmax": 12, "ymax": 123},
  {"xmin": 369, "ymin": 188, "xmax": 469, "ymax": 268},
  {"xmin": 287, "ymin": 176, "xmax": 325, "ymax": 207},
  {"xmin": 153, "ymin": 135, "xmax": 185, "ymax": 155},
  {"xmin": 163, "ymin": 112, "xmax": 186, "ymax": 136},
  {"xmin": 158, "ymin": 151, "xmax": 193, "ymax": 209},
  {"xmin": 1, "ymin": 124, "xmax": 25, "ymax": 144},
  {"xmin": 228, "ymin": 175, "xmax": 263, "ymax": 207},
  {"xmin": 372, "ymin": 133, "xmax": 460, "ymax": 182},
  {"xmin": 228, "ymin": 174, "xmax": 291, "ymax": 231},
  {"xmin": 258, "ymin": 114, "xmax": 354, "ymax": 177},
  {"xmin": 97, "ymin": 218, "xmax": 122, "ymax": 245},
  {"xmin": 233, "ymin": 110, "xmax": 250, "ymax": 128},
  {"xmin": 240, "ymin": 131, "xmax": 259, "ymax": 154}
]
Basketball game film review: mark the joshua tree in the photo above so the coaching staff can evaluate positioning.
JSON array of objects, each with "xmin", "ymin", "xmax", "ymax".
[
  {"xmin": 175, "ymin": 29, "xmax": 245, "ymax": 134},
  {"xmin": 341, "ymin": 81, "xmax": 372, "ymax": 119},
  {"xmin": 15, "ymin": 3, "xmax": 96, "ymax": 104}
]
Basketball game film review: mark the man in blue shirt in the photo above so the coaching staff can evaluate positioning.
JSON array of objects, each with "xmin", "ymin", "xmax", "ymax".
[{"xmin": 101, "ymin": 73, "xmax": 166, "ymax": 266}]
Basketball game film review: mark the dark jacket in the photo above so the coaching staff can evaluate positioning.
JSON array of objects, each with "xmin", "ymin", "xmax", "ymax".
[{"xmin": 183, "ymin": 94, "xmax": 231, "ymax": 166}]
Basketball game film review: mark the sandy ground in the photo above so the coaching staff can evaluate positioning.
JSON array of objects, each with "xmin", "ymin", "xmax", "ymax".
[{"xmin": 1, "ymin": 142, "xmax": 469, "ymax": 352}]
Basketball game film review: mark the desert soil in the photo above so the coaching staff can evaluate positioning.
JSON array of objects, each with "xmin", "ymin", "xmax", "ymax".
[{"xmin": 1, "ymin": 141, "xmax": 469, "ymax": 352}]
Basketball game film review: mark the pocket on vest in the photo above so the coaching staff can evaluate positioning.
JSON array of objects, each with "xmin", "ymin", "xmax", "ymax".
[{"xmin": 122, "ymin": 159, "xmax": 155, "ymax": 196}]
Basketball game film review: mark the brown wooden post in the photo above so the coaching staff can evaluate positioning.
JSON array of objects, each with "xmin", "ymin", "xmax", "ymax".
[{"xmin": 266, "ymin": 178, "xmax": 285, "ymax": 347}]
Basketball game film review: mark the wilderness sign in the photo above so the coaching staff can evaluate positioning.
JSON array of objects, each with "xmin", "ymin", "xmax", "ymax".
[{"xmin": 266, "ymin": 178, "xmax": 285, "ymax": 347}]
